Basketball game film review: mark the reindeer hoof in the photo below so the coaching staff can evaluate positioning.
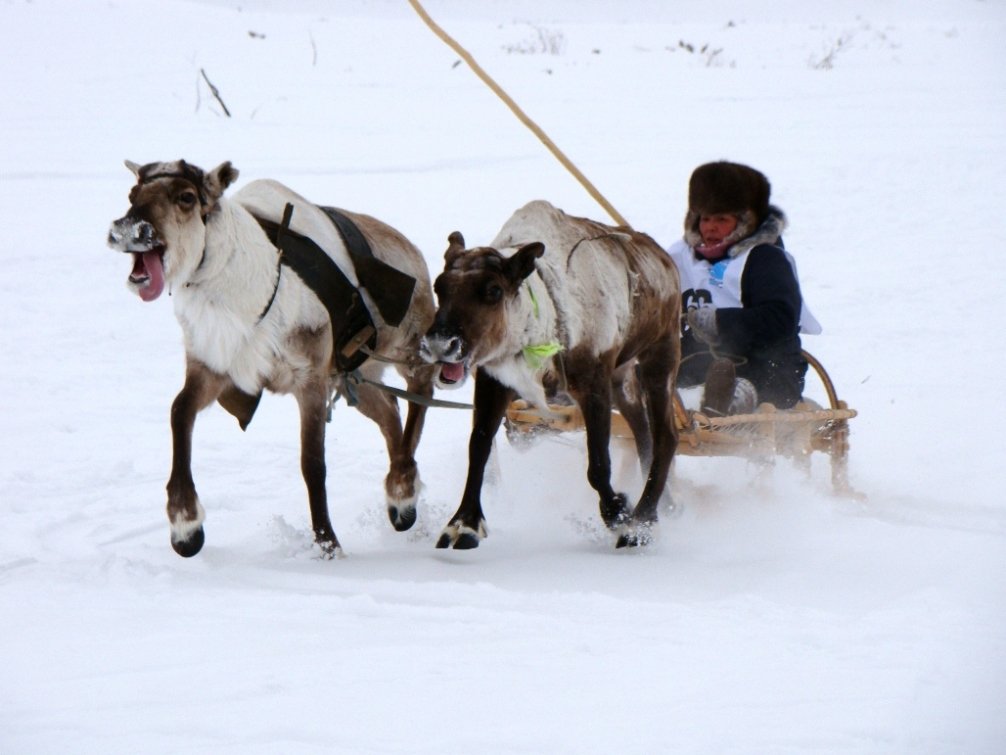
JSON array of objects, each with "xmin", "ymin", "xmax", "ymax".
[
  {"xmin": 600, "ymin": 493, "xmax": 631, "ymax": 530},
  {"xmin": 388, "ymin": 503, "xmax": 417, "ymax": 532},
  {"xmin": 315, "ymin": 541, "xmax": 344, "ymax": 560},
  {"xmin": 615, "ymin": 532, "xmax": 639, "ymax": 549},
  {"xmin": 435, "ymin": 521, "xmax": 487, "ymax": 550},
  {"xmin": 171, "ymin": 526, "xmax": 205, "ymax": 558},
  {"xmin": 615, "ymin": 521, "xmax": 654, "ymax": 549},
  {"xmin": 313, "ymin": 533, "xmax": 343, "ymax": 559},
  {"xmin": 453, "ymin": 532, "xmax": 481, "ymax": 550}
]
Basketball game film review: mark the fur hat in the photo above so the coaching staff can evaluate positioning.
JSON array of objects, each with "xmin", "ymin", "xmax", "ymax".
[{"xmin": 684, "ymin": 161, "xmax": 772, "ymax": 246}]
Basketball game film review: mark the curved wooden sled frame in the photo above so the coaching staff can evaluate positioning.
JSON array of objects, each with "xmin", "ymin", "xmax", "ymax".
[{"xmin": 505, "ymin": 350, "xmax": 859, "ymax": 495}]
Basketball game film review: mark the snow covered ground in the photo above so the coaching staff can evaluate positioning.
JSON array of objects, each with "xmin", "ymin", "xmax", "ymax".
[{"xmin": 2, "ymin": 0, "xmax": 1005, "ymax": 751}]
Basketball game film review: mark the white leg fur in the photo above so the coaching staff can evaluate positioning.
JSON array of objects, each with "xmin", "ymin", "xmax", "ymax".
[{"xmin": 170, "ymin": 501, "xmax": 206, "ymax": 542}]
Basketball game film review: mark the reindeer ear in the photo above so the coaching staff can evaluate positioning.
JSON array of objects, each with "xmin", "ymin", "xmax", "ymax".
[
  {"xmin": 125, "ymin": 160, "xmax": 141, "ymax": 176},
  {"xmin": 505, "ymin": 242, "xmax": 545, "ymax": 283},
  {"xmin": 446, "ymin": 231, "xmax": 466, "ymax": 254},
  {"xmin": 444, "ymin": 231, "xmax": 466, "ymax": 267},
  {"xmin": 204, "ymin": 161, "xmax": 239, "ymax": 201}
]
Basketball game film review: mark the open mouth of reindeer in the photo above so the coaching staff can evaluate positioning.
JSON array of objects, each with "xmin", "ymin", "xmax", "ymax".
[
  {"xmin": 128, "ymin": 247, "xmax": 167, "ymax": 302},
  {"xmin": 420, "ymin": 333, "xmax": 473, "ymax": 389},
  {"xmin": 434, "ymin": 358, "xmax": 471, "ymax": 389},
  {"xmin": 108, "ymin": 216, "xmax": 169, "ymax": 302}
]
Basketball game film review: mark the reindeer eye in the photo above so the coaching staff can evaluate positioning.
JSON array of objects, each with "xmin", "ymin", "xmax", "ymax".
[
  {"xmin": 177, "ymin": 190, "xmax": 198, "ymax": 208},
  {"xmin": 484, "ymin": 283, "xmax": 503, "ymax": 304}
]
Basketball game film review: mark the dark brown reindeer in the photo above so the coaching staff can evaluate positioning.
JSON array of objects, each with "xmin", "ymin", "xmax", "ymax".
[
  {"xmin": 420, "ymin": 200, "xmax": 681, "ymax": 548},
  {"xmin": 107, "ymin": 159, "xmax": 435, "ymax": 557}
]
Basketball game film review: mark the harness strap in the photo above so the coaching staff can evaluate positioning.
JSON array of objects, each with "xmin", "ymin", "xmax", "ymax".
[
  {"xmin": 137, "ymin": 166, "xmax": 210, "ymax": 208},
  {"xmin": 255, "ymin": 205, "xmax": 376, "ymax": 373},
  {"xmin": 320, "ymin": 207, "xmax": 417, "ymax": 328},
  {"xmin": 255, "ymin": 203, "xmax": 290, "ymax": 323}
]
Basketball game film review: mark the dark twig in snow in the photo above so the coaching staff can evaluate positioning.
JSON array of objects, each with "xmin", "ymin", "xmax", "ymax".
[{"xmin": 200, "ymin": 68, "xmax": 231, "ymax": 117}]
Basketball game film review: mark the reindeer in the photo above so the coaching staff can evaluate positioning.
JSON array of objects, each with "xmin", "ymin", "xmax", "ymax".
[
  {"xmin": 421, "ymin": 200, "xmax": 681, "ymax": 549},
  {"xmin": 107, "ymin": 160, "xmax": 435, "ymax": 557}
]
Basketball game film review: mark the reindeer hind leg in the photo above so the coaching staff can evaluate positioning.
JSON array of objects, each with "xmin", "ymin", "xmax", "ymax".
[
  {"xmin": 568, "ymin": 357, "xmax": 631, "ymax": 531},
  {"xmin": 617, "ymin": 345, "xmax": 678, "ymax": 548},
  {"xmin": 295, "ymin": 378, "xmax": 342, "ymax": 557}
]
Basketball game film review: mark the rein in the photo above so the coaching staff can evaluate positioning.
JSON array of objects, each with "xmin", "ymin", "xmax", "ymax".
[
  {"xmin": 327, "ymin": 343, "xmax": 474, "ymax": 414},
  {"xmin": 566, "ymin": 231, "xmax": 633, "ymax": 269},
  {"xmin": 680, "ymin": 348, "xmax": 748, "ymax": 368},
  {"xmin": 339, "ymin": 371, "xmax": 474, "ymax": 412}
]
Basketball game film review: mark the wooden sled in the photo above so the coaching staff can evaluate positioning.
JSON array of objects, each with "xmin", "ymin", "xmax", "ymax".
[{"xmin": 505, "ymin": 350, "xmax": 859, "ymax": 495}]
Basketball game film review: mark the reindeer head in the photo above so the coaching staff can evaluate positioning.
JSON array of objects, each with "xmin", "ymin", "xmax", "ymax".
[
  {"xmin": 419, "ymin": 231, "xmax": 545, "ymax": 390},
  {"xmin": 107, "ymin": 160, "xmax": 238, "ymax": 301}
]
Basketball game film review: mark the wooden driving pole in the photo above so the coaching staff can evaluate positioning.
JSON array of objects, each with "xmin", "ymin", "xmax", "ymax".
[{"xmin": 407, "ymin": 0, "xmax": 631, "ymax": 228}]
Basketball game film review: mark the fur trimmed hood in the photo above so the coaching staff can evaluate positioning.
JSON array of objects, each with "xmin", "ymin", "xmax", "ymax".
[
  {"xmin": 724, "ymin": 206, "xmax": 787, "ymax": 258},
  {"xmin": 683, "ymin": 161, "xmax": 777, "ymax": 248}
]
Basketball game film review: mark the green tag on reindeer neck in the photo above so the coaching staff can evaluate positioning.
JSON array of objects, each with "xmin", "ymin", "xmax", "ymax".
[{"xmin": 522, "ymin": 341, "xmax": 563, "ymax": 369}]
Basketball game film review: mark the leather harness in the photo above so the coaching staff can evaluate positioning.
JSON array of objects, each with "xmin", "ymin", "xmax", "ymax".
[{"xmin": 254, "ymin": 203, "xmax": 417, "ymax": 373}]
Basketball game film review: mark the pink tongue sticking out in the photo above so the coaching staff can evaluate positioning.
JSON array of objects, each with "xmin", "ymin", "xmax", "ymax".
[
  {"xmin": 131, "ymin": 251, "xmax": 165, "ymax": 302},
  {"xmin": 440, "ymin": 361, "xmax": 466, "ymax": 384}
]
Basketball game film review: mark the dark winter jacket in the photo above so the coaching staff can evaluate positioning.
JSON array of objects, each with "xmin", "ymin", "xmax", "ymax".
[{"xmin": 672, "ymin": 213, "xmax": 809, "ymax": 408}]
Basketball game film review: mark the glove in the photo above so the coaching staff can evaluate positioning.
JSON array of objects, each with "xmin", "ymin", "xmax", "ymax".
[{"xmin": 687, "ymin": 307, "xmax": 719, "ymax": 345}]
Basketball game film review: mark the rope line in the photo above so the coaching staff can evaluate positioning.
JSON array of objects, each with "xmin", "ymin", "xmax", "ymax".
[{"xmin": 407, "ymin": 0, "xmax": 630, "ymax": 228}]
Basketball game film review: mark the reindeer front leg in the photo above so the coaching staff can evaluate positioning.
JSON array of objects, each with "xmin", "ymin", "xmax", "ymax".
[
  {"xmin": 167, "ymin": 361, "xmax": 227, "ymax": 557},
  {"xmin": 437, "ymin": 371, "xmax": 513, "ymax": 549},
  {"xmin": 295, "ymin": 377, "xmax": 341, "ymax": 558}
]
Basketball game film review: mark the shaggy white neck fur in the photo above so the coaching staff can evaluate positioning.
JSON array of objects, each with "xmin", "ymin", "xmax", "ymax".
[{"xmin": 172, "ymin": 198, "xmax": 327, "ymax": 394}]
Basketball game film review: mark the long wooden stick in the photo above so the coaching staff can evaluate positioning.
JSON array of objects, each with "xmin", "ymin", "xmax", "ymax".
[{"xmin": 407, "ymin": 0, "xmax": 630, "ymax": 228}]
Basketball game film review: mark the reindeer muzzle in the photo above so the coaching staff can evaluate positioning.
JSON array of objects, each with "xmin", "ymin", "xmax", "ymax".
[{"xmin": 107, "ymin": 216, "xmax": 167, "ymax": 302}]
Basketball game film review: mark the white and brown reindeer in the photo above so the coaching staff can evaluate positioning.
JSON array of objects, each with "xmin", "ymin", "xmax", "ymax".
[
  {"xmin": 107, "ymin": 159, "xmax": 436, "ymax": 557},
  {"xmin": 420, "ymin": 200, "xmax": 681, "ymax": 548}
]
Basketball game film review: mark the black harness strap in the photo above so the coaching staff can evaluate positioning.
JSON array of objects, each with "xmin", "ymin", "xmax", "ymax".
[
  {"xmin": 256, "ymin": 205, "xmax": 376, "ymax": 373},
  {"xmin": 254, "ymin": 203, "xmax": 420, "ymax": 377},
  {"xmin": 320, "ymin": 206, "xmax": 417, "ymax": 328},
  {"xmin": 254, "ymin": 203, "xmax": 290, "ymax": 323}
]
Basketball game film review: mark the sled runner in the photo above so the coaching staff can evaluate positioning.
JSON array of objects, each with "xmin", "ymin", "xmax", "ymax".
[{"xmin": 505, "ymin": 350, "xmax": 858, "ymax": 495}]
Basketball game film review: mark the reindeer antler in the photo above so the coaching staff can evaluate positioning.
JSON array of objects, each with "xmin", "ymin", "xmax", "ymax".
[{"xmin": 445, "ymin": 231, "xmax": 467, "ymax": 268}]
